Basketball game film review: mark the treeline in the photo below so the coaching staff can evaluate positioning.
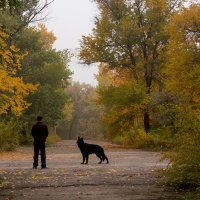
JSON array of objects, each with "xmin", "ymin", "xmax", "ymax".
[
  {"xmin": 79, "ymin": 0, "xmax": 200, "ymax": 197},
  {"xmin": 0, "ymin": 0, "xmax": 72, "ymax": 148},
  {"xmin": 57, "ymin": 82, "xmax": 105, "ymax": 140}
]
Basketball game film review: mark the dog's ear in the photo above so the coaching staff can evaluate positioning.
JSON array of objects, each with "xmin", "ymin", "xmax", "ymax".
[{"xmin": 78, "ymin": 136, "xmax": 80, "ymax": 140}]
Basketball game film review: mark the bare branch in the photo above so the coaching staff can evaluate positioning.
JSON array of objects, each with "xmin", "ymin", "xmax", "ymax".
[{"xmin": 10, "ymin": 0, "xmax": 54, "ymax": 37}]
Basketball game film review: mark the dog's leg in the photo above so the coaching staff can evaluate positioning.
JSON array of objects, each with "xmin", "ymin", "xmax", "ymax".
[
  {"xmin": 105, "ymin": 155, "xmax": 109, "ymax": 164},
  {"xmin": 81, "ymin": 155, "xmax": 85, "ymax": 164},
  {"xmin": 96, "ymin": 153, "xmax": 102, "ymax": 164},
  {"xmin": 85, "ymin": 155, "xmax": 89, "ymax": 164},
  {"xmin": 102, "ymin": 151, "xmax": 109, "ymax": 164}
]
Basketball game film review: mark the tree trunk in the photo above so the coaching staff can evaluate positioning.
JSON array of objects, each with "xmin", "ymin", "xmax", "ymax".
[
  {"xmin": 144, "ymin": 111, "xmax": 150, "ymax": 133},
  {"xmin": 68, "ymin": 115, "xmax": 77, "ymax": 139},
  {"xmin": 144, "ymin": 65, "xmax": 152, "ymax": 134}
]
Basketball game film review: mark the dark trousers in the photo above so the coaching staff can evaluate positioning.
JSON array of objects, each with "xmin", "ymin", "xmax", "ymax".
[{"xmin": 33, "ymin": 141, "xmax": 46, "ymax": 168}]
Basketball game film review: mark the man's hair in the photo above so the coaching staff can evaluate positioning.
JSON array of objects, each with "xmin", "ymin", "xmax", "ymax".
[{"xmin": 37, "ymin": 116, "xmax": 43, "ymax": 121}]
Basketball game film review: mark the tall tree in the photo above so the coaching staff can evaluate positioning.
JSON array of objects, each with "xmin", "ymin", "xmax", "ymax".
[
  {"xmin": 0, "ymin": 28, "xmax": 37, "ymax": 116},
  {"xmin": 15, "ymin": 25, "xmax": 71, "ymax": 126},
  {"xmin": 96, "ymin": 64, "xmax": 147, "ymax": 138},
  {"xmin": 79, "ymin": 0, "xmax": 183, "ymax": 133},
  {"xmin": 163, "ymin": 3, "xmax": 200, "ymax": 189}
]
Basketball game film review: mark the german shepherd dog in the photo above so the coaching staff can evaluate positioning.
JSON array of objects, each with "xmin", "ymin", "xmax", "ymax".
[{"xmin": 77, "ymin": 137, "xmax": 109, "ymax": 164}]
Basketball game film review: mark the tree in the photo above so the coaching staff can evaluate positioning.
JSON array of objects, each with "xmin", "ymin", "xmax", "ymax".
[
  {"xmin": 0, "ymin": 0, "xmax": 20, "ymax": 11},
  {"xmin": 1, "ymin": 0, "xmax": 71, "ymax": 141},
  {"xmin": 14, "ymin": 25, "xmax": 72, "ymax": 126},
  {"xmin": 163, "ymin": 3, "xmax": 200, "ymax": 189},
  {"xmin": 79, "ymin": 0, "xmax": 183, "ymax": 133},
  {"xmin": 37, "ymin": 23, "xmax": 56, "ymax": 50},
  {"xmin": 0, "ymin": 28, "xmax": 37, "ymax": 116},
  {"xmin": 64, "ymin": 82, "xmax": 105, "ymax": 139},
  {"xmin": 96, "ymin": 64, "xmax": 147, "ymax": 138},
  {"xmin": 0, "ymin": 0, "xmax": 53, "ymax": 38}
]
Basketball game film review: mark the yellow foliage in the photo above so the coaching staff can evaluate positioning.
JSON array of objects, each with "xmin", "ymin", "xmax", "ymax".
[
  {"xmin": 96, "ymin": 63, "xmax": 135, "ymax": 87},
  {"xmin": 37, "ymin": 23, "xmax": 56, "ymax": 49},
  {"xmin": 163, "ymin": 5, "xmax": 200, "ymax": 189},
  {"xmin": 164, "ymin": 4, "xmax": 200, "ymax": 105},
  {"xmin": 146, "ymin": 0, "xmax": 168, "ymax": 13},
  {"xmin": 0, "ymin": 29, "xmax": 38, "ymax": 116}
]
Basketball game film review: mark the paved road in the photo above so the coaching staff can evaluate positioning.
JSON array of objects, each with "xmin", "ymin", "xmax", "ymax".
[{"xmin": 0, "ymin": 140, "xmax": 181, "ymax": 200}]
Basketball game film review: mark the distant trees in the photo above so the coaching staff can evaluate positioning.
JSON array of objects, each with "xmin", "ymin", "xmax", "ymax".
[{"xmin": 59, "ymin": 82, "xmax": 105, "ymax": 139}]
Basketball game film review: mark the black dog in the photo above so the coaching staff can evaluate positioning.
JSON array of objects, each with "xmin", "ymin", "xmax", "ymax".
[{"xmin": 77, "ymin": 137, "xmax": 109, "ymax": 164}]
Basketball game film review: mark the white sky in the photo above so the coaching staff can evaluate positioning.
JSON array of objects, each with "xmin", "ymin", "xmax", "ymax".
[{"xmin": 44, "ymin": 0, "xmax": 98, "ymax": 86}]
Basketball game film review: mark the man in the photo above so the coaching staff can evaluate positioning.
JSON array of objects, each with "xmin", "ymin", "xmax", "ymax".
[{"xmin": 31, "ymin": 116, "xmax": 48, "ymax": 169}]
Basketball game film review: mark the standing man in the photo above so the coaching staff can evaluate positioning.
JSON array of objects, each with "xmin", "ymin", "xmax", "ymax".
[{"xmin": 31, "ymin": 116, "xmax": 48, "ymax": 169}]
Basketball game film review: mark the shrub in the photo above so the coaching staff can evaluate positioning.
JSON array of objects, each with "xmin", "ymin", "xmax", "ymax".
[
  {"xmin": 123, "ymin": 128, "xmax": 150, "ymax": 148},
  {"xmin": 46, "ymin": 132, "xmax": 61, "ymax": 145},
  {"xmin": 0, "ymin": 122, "xmax": 19, "ymax": 151},
  {"xmin": 112, "ymin": 128, "xmax": 150, "ymax": 148},
  {"xmin": 112, "ymin": 135, "xmax": 124, "ymax": 145},
  {"xmin": 164, "ymin": 131, "xmax": 200, "ymax": 190},
  {"xmin": 163, "ymin": 105, "xmax": 200, "ymax": 193},
  {"xmin": 148, "ymin": 126, "xmax": 176, "ymax": 151},
  {"xmin": 183, "ymin": 189, "xmax": 200, "ymax": 200}
]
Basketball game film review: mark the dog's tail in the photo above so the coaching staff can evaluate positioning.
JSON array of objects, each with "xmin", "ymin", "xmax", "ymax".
[{"xmin": 102, "ymin": 151, "xmax": 109, "ymax": 164}]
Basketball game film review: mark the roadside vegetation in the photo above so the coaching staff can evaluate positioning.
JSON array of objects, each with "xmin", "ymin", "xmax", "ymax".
[{"xmin": 79, "ymin": 0, "xmax": 200, "ymax": 198}]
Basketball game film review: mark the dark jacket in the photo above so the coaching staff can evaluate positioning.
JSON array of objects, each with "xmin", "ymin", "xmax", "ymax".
[{"xmin": 31, "ymin": 121, "xmax": 48, "ymax": 142}]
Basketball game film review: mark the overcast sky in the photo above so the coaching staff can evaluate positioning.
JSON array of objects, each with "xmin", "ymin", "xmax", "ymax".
[{"xmin": 45, "ymin": 0, "xmax": 98, "ymax": 86}]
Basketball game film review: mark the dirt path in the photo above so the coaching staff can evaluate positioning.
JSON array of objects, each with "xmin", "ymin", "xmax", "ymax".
[{"xmin": 0, "ymin": 140, "xmax": 181, "ymax": 200}]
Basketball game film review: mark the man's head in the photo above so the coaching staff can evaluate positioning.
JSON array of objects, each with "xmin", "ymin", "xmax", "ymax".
[{"xmin": 37, "ymin": 116, "xmax": 43, "ymax": 122}]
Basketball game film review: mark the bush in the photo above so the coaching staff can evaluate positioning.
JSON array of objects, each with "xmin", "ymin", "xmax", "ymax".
[
  {"xmin": 46, "ymin": 132, "xmax": 61, "ymax": 145},
  {"xmin": 112, "ymin": 128, "xmax": 150, "ymax": 148},
  {"xmin": 162, "ymin": 106, "xmax": 200, "ymax": 194},
  {"xmin": 164, "ymin": 131, "xmax": 200, "ymax": 190},
  {"xmin": 123, "ymin": 128, "xmax": 150, "ymax": 148},
  {"xmin": 148, "ymin": 126, "xmax": 176, "ymax": 151},
  {"xmin": 183, "ymin": 189, "xmax": 200, "ymax": 200},
  {"xmin": 112, "ymin": 135, "xmax": 124, "ymax": 145},
  {"xmin": 0, "ymin": 122, "xmax": 19, "ymax": 151}
]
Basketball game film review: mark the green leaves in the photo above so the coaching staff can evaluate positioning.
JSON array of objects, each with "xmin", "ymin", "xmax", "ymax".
[
  {"xmin": 80, "ymin": 0, "xmax": 182, "ymax": 133},
  {"xmin": 0, "ymin": 0, "xmax": 21, "ymax": 12}
]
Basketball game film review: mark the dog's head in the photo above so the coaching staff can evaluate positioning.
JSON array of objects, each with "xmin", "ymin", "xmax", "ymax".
[{"xmin": 77, "ymin": 136, "xmax": 84, "ymax": 147}]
